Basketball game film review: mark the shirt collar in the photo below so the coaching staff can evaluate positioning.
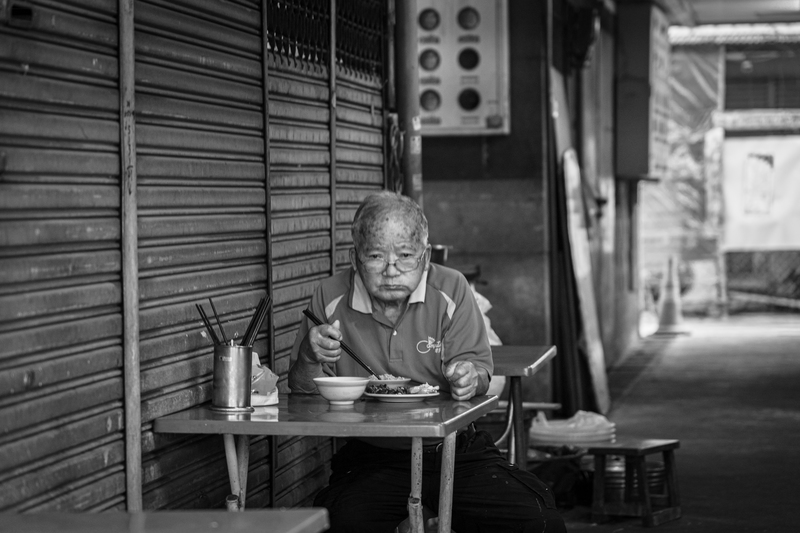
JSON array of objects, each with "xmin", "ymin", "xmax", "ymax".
[{"xmin": 351, "ymin": 268, "xmax": 429, "ymax": 314}]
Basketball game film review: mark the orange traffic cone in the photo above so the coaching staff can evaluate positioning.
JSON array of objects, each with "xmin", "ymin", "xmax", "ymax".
[{"xmin": 654, "ymin": 256, "xmax": 690, "ymax": 336}]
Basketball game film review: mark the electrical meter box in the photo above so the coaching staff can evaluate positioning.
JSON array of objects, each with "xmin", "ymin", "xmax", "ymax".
[{"xmin": 416, "ymin": 0, "xmax": 510, "ymax": 136}]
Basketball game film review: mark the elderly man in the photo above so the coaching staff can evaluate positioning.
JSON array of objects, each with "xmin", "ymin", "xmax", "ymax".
[{"xmin": 289, "ymin": 192, "xmax": 565, "ymax": 533}]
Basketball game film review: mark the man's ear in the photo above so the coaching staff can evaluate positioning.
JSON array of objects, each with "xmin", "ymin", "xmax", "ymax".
[
  {"xmin": 349, "ymin": 247, "xmax": 358, "ymax": 270},
  {"xmin": 423, "ymin": 244, "xmax": 432, "ymax": 271}
]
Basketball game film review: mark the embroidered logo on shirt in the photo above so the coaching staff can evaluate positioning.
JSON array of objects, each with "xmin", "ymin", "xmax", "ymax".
[{"xmin": 416, "ymin": 336, "xmax": 442, "ymax": 354}]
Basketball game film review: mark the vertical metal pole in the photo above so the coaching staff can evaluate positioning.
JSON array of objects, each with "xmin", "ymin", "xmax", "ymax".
[
  {"xmin": 260, "ymin": 0, "xmax": 274, "ymax": 376},
  {"xmin": 395, "ymin": 0, "xmax": 423, "ymax": 207},
  {"xmin": 437, "ymin": 432, "xmax": 457, "ymax": 533},
  {"xmin": 119, "ymin": 0, "xmax": 142, "ymax": 511},
  {"xmin": 511, "ymin": 377, "xmax": 525, "ymax": 467},
  {"xmin": 329, "ymin": 0, "xmax": 338, "ymax": 275},
  {"xmin": 408, "ymin": 437, "xmax": 424, "ymax": 533},
  {"xmin": 260, "ymin": 0, "xmax": 277, "ymax": 509},
  {"xmin": 384, "ymin": 1, "xmax": 395, "ymax": 190}
]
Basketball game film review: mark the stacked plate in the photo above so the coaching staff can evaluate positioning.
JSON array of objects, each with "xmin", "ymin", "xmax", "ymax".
[{"xmin": 529, "ymin": 410, "xmax": 615, "ymax": 445}]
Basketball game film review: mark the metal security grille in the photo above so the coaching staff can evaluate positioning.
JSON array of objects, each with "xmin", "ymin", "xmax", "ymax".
[
  {"xmin": 337, "ymin": 0, "xmax": 385, "ymax": 75},
  {"xmin": 725, "ymin": 44, "xmax": 800, "ymax": 110},
  {"xmin": 726, "ymin": 251, "xmax": 800, "ymax": 308},
  {"xmin": 267, "ymin": 0, "xmax": 330, "ymax": 64}
]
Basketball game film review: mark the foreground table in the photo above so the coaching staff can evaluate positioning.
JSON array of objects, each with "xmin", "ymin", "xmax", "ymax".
[
  {"xmin": 154, "ymin": 393, "xmax": 498, "ymax": 533},
  {"xmin": 3, "ymin": 509, "xmax": 329, "ymax": 533},
  {"xmin": 491, "ymin": 345, "xmax": 558, "ymax": 466}
]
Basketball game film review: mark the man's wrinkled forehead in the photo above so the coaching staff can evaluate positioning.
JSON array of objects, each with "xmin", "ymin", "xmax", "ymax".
[{"xmin": 361, "ymin": 211, "xmax": 424, "ymax": 248}]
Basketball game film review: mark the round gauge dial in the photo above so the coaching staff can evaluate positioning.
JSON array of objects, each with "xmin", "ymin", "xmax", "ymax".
[
  {"xmin": 458, "ymin": 48, "xmax": 480, "ymax": 70},
  {"xmin": 458, "ymin": 88, "xmax": 481, "ymax": 111},
  {"xmin": 457, "ymin": 7, "xmax": 480, "ymax": 30},
  {"xmin": 420, "ymin": 90, "xmax": 441, "ymax": 111},
  {"xmin": 419, "ymin": 49, "xmax": 441, "ymax": 71},
  {"xmin": 418, "ymin": 8, "xmax": 440, "ymax": 31}
]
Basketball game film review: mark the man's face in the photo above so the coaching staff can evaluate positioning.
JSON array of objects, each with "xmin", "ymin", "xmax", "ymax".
[{"xmin": 351, "ymin": 212, "xmax": 430, "ymax": 305}]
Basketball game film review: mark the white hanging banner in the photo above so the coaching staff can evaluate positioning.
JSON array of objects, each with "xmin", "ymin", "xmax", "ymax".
[{"xmin": 722, "ymin": 136, "xmax": 800, "ymax": 251}]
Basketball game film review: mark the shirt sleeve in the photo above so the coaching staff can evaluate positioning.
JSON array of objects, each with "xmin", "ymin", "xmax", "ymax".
[
  {"xmin": 440, "ymin": 274, "xmax": 494, "ymax": 378},
  {"xmin": 288, "ymin": 278, "xmax": 340, "ymax": 387}
]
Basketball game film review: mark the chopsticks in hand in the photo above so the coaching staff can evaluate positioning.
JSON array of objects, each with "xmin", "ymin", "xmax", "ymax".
[{"xmin": 302, "ymin": 309, "xmax": 378, "ymax": 378}]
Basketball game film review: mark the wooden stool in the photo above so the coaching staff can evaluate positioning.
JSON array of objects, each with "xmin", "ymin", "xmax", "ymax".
[{"xmin": 587, "ymin": 438, "xmax": 681, "ymax": 527}]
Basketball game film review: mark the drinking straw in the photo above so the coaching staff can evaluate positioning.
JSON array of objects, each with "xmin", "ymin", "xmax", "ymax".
[
  {"xmin": 208, "ymin": 297, "xmax": 228, "ymax": 345},
  {"xmin": 302, "ymin": 309, "xmax": 378, "ymax": 377},
  {"xmin": 195, "ymin": 303, "xmax": 220, "ymax": 345}
]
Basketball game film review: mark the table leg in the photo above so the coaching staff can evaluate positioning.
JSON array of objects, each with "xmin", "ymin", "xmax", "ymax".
[
  {"xmin": 510, "ymin": 376, "xmax": 525, "ymax": 467},
  {"xmin": 437, "ymin": 432, "xmax": 457, "ymax": 533},
  {"xmin": 591, "ymin": 453, "xmax": 607, "ymax": 523},
  {"xmin": 408, "ymin": 438, "xmax": 424, "ymax": 533},
  {"xmin": 223, "ymin": 434, "xmax": 241, "ymax": 511},
  {"xmin": 236, "ymin": 435, "xmax": 250, "ymax": 510}
]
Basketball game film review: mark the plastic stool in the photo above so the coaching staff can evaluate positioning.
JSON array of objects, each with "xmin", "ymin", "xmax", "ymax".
[{"xmin": 587, "ymin": 438, "xmax": 681, "ymax": 527}]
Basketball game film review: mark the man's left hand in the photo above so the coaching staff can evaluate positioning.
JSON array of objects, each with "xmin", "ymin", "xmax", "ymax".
[{"xmin": 444, "ymin": 361, "xmax": 481, "ymax": 401}]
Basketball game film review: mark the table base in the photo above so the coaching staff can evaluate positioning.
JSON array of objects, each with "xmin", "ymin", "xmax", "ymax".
[{"xmin": 222, "ymin": 432, "xmax": 456, "ymax": 533}]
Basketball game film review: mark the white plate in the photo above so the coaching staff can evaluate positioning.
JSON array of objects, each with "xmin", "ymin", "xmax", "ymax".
[{"xmin": 365, "ymin": 391, "xmax": 440, "ymax": 403}]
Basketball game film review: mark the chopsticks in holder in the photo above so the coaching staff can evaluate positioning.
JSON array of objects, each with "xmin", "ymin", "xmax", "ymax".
[
  {"xmin": 302, "ymin": 309, "xmax": 377, "ymax": 378},
  {"xmin": 208, "ymin": 298, "xmax": 228, "ymax": 345},
  {"xmin": 242, "ymin": 296, "xmax": 271, "ymax": 347},
  {"xmin": 241, "ymin": 296, "xmax": 264, "ymax": 346},
  {"xmin": 195, "ymin": 303, "xmax": 220, "ymax": 345}
]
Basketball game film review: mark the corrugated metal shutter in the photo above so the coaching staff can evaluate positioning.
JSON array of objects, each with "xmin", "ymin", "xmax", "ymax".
[
  {"xmin": 268, "ymin": 1, "xmax": 387, "ymax": 508},
  {"xmin": 333, "ymin": 71, "xmax": 386, "ymax": 268},
  {"xmin": 0, "ymin": 0, "xmax": 127, "ymax": 511},
  {"xmin": 267, "ymin": 52, "xmax": 338, "ymax": 509},
  {"xmin": 1, "ymin": 0, "xmax": 387, "ymax": 511},
  {"xmin": 333, "ymin": 0, "xmax": 389, "ymax": 273},
  {"xmin": 133, "ymin": 0, "xmax": 277, "ymax": 510}
]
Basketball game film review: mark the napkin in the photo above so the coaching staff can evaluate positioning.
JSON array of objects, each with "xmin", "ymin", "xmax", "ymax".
[{"xmin": 251, "ymin": 352, "xmax": 279, "ymax": 406}]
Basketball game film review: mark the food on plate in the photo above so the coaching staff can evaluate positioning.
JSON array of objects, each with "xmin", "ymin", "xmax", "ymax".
[
  {"xmin": 374, "ymin": 373, "xmax": 409, "ymax": 381},
  {"xmin": 409, "ymin": 383, "xmax": 439, "ymax": 394},
  {"xmin": 366, "ymin": 382, "xmax": 440, "ymax": 395}
]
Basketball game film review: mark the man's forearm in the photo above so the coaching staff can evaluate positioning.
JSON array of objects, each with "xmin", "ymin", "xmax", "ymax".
[
  {"xmin": 288, "ymin": 358, "xmax": 323, "ymax": 393},
  {"xmin": 288, "ymin": 338, "xmax": 324, "ymax": 393},
  {"xmin": 476, "ymin": 367, "xmax": 491, "ymax": 397}
]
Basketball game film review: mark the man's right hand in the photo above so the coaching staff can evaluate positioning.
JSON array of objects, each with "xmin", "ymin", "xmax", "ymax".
[{"xmin": 300, "ymin": 319, "xmax": 343, "ymax": 365}]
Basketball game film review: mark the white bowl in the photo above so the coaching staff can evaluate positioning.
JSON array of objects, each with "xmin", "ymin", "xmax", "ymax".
[{"xmin": 313, "ymin": 376, "xmax": 370, "ymax": 405}]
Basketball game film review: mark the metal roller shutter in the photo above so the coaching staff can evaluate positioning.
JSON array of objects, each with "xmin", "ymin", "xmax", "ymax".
[
  {"xmin": 1, "ymin": 0, "xmax": 387, "ymax": 511},
  {"xmin": 0, "ymin": 0, "xmax": 126, "ymax": 512},
  {"xmin": 133, "ymin": 0, "xmax": 276, "ymax": 510},
  {"xmin": 268, "ymin": 0, "xmax": 387, "ymax": 508}
]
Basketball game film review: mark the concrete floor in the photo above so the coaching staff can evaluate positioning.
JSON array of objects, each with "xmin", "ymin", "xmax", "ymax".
[{"xmin": 559, "ymin": 313, "xmax": 800, "ymax": 532}]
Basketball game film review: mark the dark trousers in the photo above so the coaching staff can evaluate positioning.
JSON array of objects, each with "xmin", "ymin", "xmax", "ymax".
[{"xmin": 314, "ymin": 428, "xmax": 567, "ymax": 533}]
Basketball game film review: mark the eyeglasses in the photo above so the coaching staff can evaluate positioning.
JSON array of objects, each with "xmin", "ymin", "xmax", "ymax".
[{"xmin": 358, "ymin": 251, "xmax": 426, "ymax": 274}]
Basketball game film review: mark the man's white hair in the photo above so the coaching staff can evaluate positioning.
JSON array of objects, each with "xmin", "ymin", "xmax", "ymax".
[{"xmin": 351, "ymin": 191, "xmax": 429, "ymax": 252}]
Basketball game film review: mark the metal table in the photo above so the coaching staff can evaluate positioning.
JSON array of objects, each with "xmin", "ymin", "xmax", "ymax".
[
  {"xmin": 491, "ymin": 345, "xmax": 558, "ymax": 467},
  {"xmin": 2, "ymin": 509, "xmax": 329, "ymax": 533},
  {"xmin": 154, "ymin": 393, "xmax": 498, "ymax": 533}
]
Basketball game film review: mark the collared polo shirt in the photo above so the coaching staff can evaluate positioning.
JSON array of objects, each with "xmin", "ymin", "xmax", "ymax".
[{"xmin": 290, "ymin": 263, "xmax": 493, "ymax": 392}]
